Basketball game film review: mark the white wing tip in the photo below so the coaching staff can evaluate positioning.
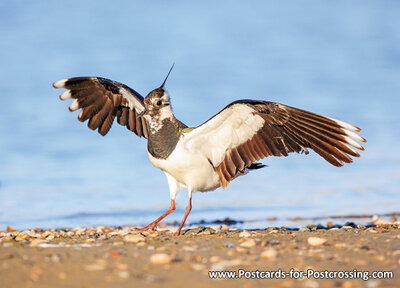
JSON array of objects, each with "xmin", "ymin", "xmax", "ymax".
[
  {"xmin": 52, "ymin": 79, "xmax": 68, "ymax": 88},
  {"xmin": 326, "ymin": 116, "xmax": 360, "ymax": 132},
  {"xmin": 69, "ymin": 99, "xmax": 80, "ymax": 112},
  {"xmin": 59, "ymin": 90, "xmax": 72, "ymax": 100}
]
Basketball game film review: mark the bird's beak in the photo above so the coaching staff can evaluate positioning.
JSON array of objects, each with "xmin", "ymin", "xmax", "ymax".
[{"xmin": 137, "ymin": 109, "xmax": 147, "ymax": 118}]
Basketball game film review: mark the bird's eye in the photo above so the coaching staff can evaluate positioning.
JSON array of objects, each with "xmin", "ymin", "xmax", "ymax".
[{"xmin": 156, "ymin": 100, "xmax": 162, "ymax": 106}]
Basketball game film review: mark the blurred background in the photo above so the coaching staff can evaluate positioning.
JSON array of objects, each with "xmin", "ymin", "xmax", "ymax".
[{"xmin": 0, "ymin": 1, "xmax": 399, "ymax": 230}]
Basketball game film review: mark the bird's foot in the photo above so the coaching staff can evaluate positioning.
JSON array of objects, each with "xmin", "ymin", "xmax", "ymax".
[{"xmin": 136, "ymin": 223, "xmax": 157, "ymax": 232}]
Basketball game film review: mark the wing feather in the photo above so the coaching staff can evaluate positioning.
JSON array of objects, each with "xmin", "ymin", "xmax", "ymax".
[
  {"xmin": 53, "ymin": 77, "xmax": 149, "ymax": 138},
  {"xmin": 183, "ymin": 100, "xmax": 366, "ymax": 189}
]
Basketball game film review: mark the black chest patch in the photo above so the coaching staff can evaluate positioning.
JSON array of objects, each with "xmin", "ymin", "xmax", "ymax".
[{"xmin": 148, "ymin": 119, "xmax": 181, "ymax": 159}]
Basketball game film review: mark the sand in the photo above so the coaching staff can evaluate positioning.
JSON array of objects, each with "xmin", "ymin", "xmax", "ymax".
[{"xmin": 0, "ymin": 223, "xmax": 399, "ymax": 288}]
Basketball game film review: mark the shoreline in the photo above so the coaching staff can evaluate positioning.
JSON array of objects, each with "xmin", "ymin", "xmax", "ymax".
[{"xmin": 1, "ymin": 222, "xmax": 399, "ymax": 288}]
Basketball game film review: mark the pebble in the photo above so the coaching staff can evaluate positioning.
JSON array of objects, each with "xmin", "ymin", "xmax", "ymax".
[
  {"xmin": 209, "ymin": 256, "xmax": 222, "ymax": 263},
  {"xmin": 209, "ymin": 225, "xmax": 222, "ymax": 232},
  {"xmin": 150, "ymin": 253, "xmax": 172, "ymax": 264},
  {"xmin": 182, "ymin": 245, "xmax": 198, "ymax": 252},
  {"xmin": 266, "ymin": 239, "xmax": 280, "ymax": 246},
  {"xmin": 334, "ymin": 242, "xmax": 347, "ymax": 248},
  {"xmin": 240, "ymin": 239, "xmax": 257, "ymax": 248},
  {"xmin": 303, "ymin": 280, "xmax": 319, "ymax": 288},
  {"xmin": 341, "ymin": 281, "xmax": 353, "ymax": 288},
  {"xmin": 239, "ymin": 231, "xmax": 252, "ymax": 238},
  {"xmin": 261, "ymin": 248, "xmax": 278, "ymax": 260},
  {"xmin": 223, "ymin": 241, "xmax": 235, "ymax": 248},
  {"xmin": 84, "ymin": 259, "xmax": 108, "ymax": 271},
  {"xmin": 299, "ymin": 227, "xmax": 309, "ymax": 232},
  {"xmin": 235, "ymin": 246, "xmax": 250, "ymax": 254},
  {"xmin": 124, "ymin": 234, "xmax": 145, "ymax": 243},
  {"xmin": 210, "ymin": 259, "xmax": 244, "ymax": 271},
  {"xmin": 117, "ymin": 271, "xmax": 130, "ymax": 279},
  {"xmin": 191, "ymin": 263, "xmax": 206, "ymax": 271},
  {"xmin": 29, "ymin": 239, "xmax": 46, "ymax": 247},
  {"xmin": 58, "ymin": 272, "xmax": 67, "ymax": 280},
  {"xmin": 308, "ymin": 237, "xmax": 327, "ymax": 246},
  {"xmin": 114, "ymin": 263, "xmax": 129, "ymax": 271},
  {"xmin": 341, "ymin": 226, "xmax": 353, "ymax": 230},
  {"xmin": 221, "ymin": 225, "xmax": 230, "ymax": 232}
]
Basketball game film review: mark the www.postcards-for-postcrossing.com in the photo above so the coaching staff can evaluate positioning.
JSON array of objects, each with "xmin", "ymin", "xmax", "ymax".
[{"xmin": 208, "ymin": 268, "xmax": 394, "ymax": 281}]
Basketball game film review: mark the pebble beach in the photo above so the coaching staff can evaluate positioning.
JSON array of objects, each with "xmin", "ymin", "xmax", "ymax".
[{"xmin": 1, "ymin": 219, "xmax": 399, "ymax": 288}]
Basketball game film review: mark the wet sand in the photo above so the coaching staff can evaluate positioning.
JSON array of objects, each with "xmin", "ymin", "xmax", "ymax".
[{"xmin": 0, "ymin": 223, "xmax": 399, "ymax": 288}]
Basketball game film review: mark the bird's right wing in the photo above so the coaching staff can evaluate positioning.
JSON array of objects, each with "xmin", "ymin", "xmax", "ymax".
[
  {"xmin": 182, "ymin": 100, "xmax": 366, "ymax": 189},
  {"xmin": 53, "ymin": 77, "xmax": 149, "ymax": 137}
]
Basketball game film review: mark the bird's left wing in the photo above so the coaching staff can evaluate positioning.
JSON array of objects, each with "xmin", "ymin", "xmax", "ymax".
[
  {"xmin": 53, "ymin": 77, "xmax": 149, "ymax": 137},
  {"xmin": 182, "ymin": 100, "xmax": 366, "ymax": 189}
]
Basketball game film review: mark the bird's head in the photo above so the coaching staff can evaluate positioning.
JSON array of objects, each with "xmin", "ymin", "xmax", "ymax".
[
  {"xmin": 142, "ymin": 87, "xmax": 172, "ymax": 120},
  {"xmin": 139, "ymin": 64, "xmax": 174, "ymax": 120}
]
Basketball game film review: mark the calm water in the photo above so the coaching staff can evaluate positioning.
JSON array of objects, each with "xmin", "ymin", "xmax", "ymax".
[{"xmin": 0, "ymin": 1, "xmax": 399, "ymax": 230}]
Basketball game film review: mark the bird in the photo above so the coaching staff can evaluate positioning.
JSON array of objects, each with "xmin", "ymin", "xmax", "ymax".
[{"xmin": 53, "ymin": 65, "xmax": 366, "ymax": 236}]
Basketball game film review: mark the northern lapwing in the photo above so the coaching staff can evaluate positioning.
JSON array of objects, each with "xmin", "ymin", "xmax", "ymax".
[{"xmin": 53, "ymin": 65, "xmax": 366, "ymax": 235}]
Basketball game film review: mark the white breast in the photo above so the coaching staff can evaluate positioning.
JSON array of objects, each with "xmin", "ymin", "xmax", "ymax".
[{"xmin": 148, "ymin": 139, "xmax": 221, "ymax": 192}]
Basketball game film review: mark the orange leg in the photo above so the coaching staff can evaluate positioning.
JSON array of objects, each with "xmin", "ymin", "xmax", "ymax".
[
  {"xmin": 137, "ymin": 199, "xmax": 176, "ymax": 231},
  {"xmin": 174, "ymin": 197, "xmax": 192, "ymax": 236}
]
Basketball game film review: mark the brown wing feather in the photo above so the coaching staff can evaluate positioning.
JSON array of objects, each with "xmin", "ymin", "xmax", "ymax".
[
  {"xmin": 214, "ymin": 100, "xmax": 366, "ymax": 189},
  {"xmin": 54, "ymin": 77, "xmax": 149, "ymax": 138}
]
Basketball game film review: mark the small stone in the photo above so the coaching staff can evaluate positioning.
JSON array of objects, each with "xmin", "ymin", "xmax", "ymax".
[
  {"xmin": 6, "ymin": 226, "xmax": 17, "ymax": 232},
  {"xmin": 240, "ymin": 239, "xmax": 257, "ymax": 248},
  {"xmin": 334, "ymin": 243, "xmax": 347, "ymax": 248},
  {"xmin": 341, "ymin": 226, "xmax": 353, "ymax": 230},
  {"xmin": 114, "ymin": 263, "xmax": 129, "ymax": 271},
  {"xmin": 261, "ymin": 248, "xmax": 278, "ymax": 260},
  {"xmin": 341, "ymin": 280, "xmax": 353, "ymax": 288},
  {"xmin": 308, "ymin": 237, "xmax": 327, "ymax": 246},
  {"xmin": 58, "ymin": 272, "xmax": 67, "ymax": 280},
  {"xmin": 29, "ymin": 239, "xmax": 46, "ymax": 247},
  {"xmin": 84, "ymin": 259, "xmax": 108, "ymax": 271},
  {"xmin": 299, "ymin": 227, "xmax": 309, "ymax": 232},
  {"xmin": 239, "ymin": 231, "xmax": 251, "ymax": 238},
  {"xmin": 210, "ymin": 259, "xmax": 244, "ymax": 271},
  {"xmin": 117, "ymin": 271, "xmax": 130, "ymax": 279},
  {"xmin": 209, "ymin": 256, "xmax": 222, "ymax": 263},
  {"xmin": 150, "ymin": 253, "xmax": 172, "ymax": 264},
  {"xmin": 182, "ymin": 245, "xmax": 198, "ymax": 252},
  {"xmin": 235, "ymin": 247, "xmax": 250, "ymax": 254},
  {"xmin": 15, "ymin": 233, "xmax": 29, "ymax": 241},
  {"xmin": 223, "ymin": 241, "xmax": 235, "ymax": 248},
  {"xmin": 124, "ymin": 234, "xmax": 145, "ymax": 243},
  {"xmin": 191, "ymin": 263, "xmax": 206, "ymax": 271},
  {"xmin": 355, "ymin": 260, "xmax": 367, "ymax": 266},
  {"xmin": 267, "ymin": 239, "xmax": 280, "ymax": 246},
  {"xmin": 168, "ymin": 228, "xmax": 178, "ymax": 234},
  {"xmin": 303, "ymin": 280, "xmax": 319, "ymax": 288},
  {"xmin": 366, "ymin": 280, "xmax": 379, "ymax": 288},
  {"xmin": 46, "ymin": 235, "xmax": 54, "ymax": 241},
  {"xmin": 108, "ymin": 251, "xmax": 120, "ymax": 258},
  {"xmin": 209, "ymin": 225, "xmax": 222, "ymax": 232},
  {"xmin": 221, "ymin": 225, "xmax": 230, "ymax": 231}
]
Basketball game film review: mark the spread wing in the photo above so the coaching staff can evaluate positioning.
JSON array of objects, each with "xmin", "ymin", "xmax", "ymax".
[
  {"xmin": 183, "ymin": 100, "xmax": 366, "ymax": 189},
  {"xmin": 53, "ymin": 77, "xmax": 149, "ymax": 137}
]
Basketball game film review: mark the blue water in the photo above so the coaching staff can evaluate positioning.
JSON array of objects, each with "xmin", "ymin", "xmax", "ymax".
[{"xmin": 0, "ymin": 1, "xmax": 399, "ymax": 230}]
